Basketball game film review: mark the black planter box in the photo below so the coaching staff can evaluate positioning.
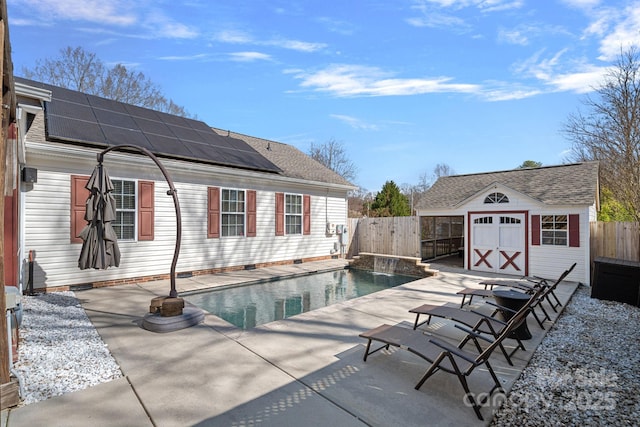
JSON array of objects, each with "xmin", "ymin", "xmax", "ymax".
[{"xmin": 591, "ymin": 257, "xmax": 640, "ymax": 307}]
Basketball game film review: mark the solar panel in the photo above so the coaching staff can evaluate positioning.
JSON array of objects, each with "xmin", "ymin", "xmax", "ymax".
[
  {"xmin": 18, "ymin": 77, "xmax": 282, "ymax": 174},
  {"xmin": 46, "ymin": 116, "xmax": 105, "ymax": 144},
  {"xmin": 93, "ymin": 108, "xmax": 139, "ymax": 129}
]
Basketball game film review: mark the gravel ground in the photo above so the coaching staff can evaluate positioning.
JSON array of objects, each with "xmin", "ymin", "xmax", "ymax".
[
  {"xmin": 490, "ymin": 285, "xmax": 640, "ymax": 426},
  {"xmin": 12, "ymin": 291, "xmax": 122, "ymax": 406},
  {"xmin": 10, "ymin": 285, "xmax": 640, "ymax": 425}
]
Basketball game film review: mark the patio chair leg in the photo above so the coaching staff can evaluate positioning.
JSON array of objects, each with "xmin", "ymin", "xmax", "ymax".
[
  {"xmin": 362, "ymin": 340, "xmax": 390, "ymax": 362},
  {"xmin": 546, "ymin": 295, "xmax": 559, "ymax": 312},
  {"xmin": 415, "ymin": 352, "xmax": 446, "ymax": 390},
  {"xmin": 457, "ymin": 370, "xmax": 484, "ymax": 420},
  {"xmin": 530, "ymin": 307, "xmax": 546, "ymax": 329},
  {"xmin": 550, "ymin": 290, "xmax": 562, "ymax": 308}
]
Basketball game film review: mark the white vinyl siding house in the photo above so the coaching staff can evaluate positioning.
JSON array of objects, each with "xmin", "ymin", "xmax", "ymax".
[
  {"xmin": 15, "ymin": 79, "xmax": 355, "ymax": 291},
  {"xmin": 416, "ymin": 163, "xmax": 599, "ymax": 285}
]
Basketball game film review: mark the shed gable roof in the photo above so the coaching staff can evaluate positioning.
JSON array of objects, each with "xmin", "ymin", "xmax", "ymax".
[
  {"xmin": 416, "ymin": 162, "xmax": 599, "ymax": 209},
  {"xmin": 16, "ymin": 77, "xmax": 282, "ymax": 174}
]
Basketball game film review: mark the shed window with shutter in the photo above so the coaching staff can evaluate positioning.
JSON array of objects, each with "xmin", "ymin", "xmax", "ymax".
[{"xmin": 541, "ymin": 215, "xmax": 568, "ymax": 246}]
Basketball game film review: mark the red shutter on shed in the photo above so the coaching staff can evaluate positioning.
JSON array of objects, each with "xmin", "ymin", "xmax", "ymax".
[
  {"xmin": 275, "ymin": 192, "xmax": 284, "ymax": 236},
  {"xmin": 303, "ymin": 195, "xmax": 311, "ymax": 235},
  {"xmin": 569, "ymin": 214, "xmax": 580, "ymax": 247},
  {"xmin": 208, "ymin": 187, "xmax": 220, "ymax": 238},
  {"xmin": 531, "ymin": 215, "xmax": 540, "ymax": 246},
  {"xmin": 138, "ymin": 181, "xmax": 155, "ymax": 241},
  {"xmin": 70, "ymin": 175, "xmax": 90, "ymax": 244},
  {"xmin": 247, "ymin": 190, "xmax": 257, "ymax": 237}
]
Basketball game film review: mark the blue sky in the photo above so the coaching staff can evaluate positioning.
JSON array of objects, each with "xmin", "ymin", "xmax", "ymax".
[{"xmin": 6, "ymin": 0, "xmax": 640, "ymax": 192}]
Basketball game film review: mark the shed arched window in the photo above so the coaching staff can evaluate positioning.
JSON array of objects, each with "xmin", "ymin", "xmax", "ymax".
[{"xmin": 484, "ymin": 192, "xmax": 509, "ymax": 204}]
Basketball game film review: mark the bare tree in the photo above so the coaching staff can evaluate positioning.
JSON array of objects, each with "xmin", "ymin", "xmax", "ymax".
[
  {"xmin": 432, "ymin": 163, "xmax": 455, "ymax": 181},
  {"xmin": 23, "ymin": 46, "xmax": 192, "ymax": 117},
  {"xmin": 309, "ymin": 138, "xmax": 357, "ymax": 182},
  {"xmin": 564, "ymin": 47, "xmax": 640, "ymax": 221}
]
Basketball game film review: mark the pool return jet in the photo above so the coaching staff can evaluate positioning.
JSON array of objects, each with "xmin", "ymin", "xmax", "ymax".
[{"xmin": 79, "ymin": 145, "xmax": 204, "ymax": 332}]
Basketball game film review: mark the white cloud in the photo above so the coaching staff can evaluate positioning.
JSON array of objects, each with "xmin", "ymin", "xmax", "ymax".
[
  {"xmin": 214, "ymin": 30, "xmax": 254, "ymax": 44},
  {"xmin": 266, "ymin": 39, "xmax": 327, "ymax": 52},
  {"xmin": 15, "ymin": 0, "xmax": 198, "ymax": 40},
  {"xmin": 406, "ymin": 13, "xmax": 469, "ymax": 30},
  {"xmin": 513, "ymin": 49, "xmax": 607, "ymax": 94},
  {"xmin": 549, "ymin": 66, "xmax": 608, "ymax": 93},
  {"xmin": 213, "ymin": 30, "xmax": 325, "ymax": 53},
  {"xmin": 19, "ymin": 0, "xmax": 136, "ymax": 26},
  {"xmin": 228, "ymin": 52, "xmax": 273, "ymax": 62},
  {"xmin": 410, "ymin": 0, "xmax": 523, "ymax": 14},
  {"xmin": 596, "ymin": 4, "xmax": 640, "ymax": 61},
  {"xmin": 157, "ymin": 53, "xmax": 210, "ymax": 61},
  {"xmin": 330, "ymin": 114, "xmax": 379, "ymax": 131},
  {"xmin": 498, "ymin": 28, "xmax": 529, "ymax": 45},
  {"xmin": 560, "ymin": 0, "xmax": 602, "ymax": 9},
  {"xmin": 290, "ymin": 64, "xmax": 480, "ymax": 97}
]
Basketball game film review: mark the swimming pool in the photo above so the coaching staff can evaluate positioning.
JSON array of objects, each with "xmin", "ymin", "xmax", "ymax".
[{"xmin": 183, "ymin": 268, "xmax": 417, "ymax": 329}]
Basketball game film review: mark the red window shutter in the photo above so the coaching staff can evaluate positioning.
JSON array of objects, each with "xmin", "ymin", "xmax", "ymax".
[
  {"xmin": 569, "ymin": 214, "xmax": 580, "ymax": 247},
  {"xmin": 70, "ymin": 175, "xmax": 90, "ymax": 244},
  {"xmin": 138, "ymin": 181, "xmax": 155, "ymax": 241},
  {"xmin": 531, "ymin": 215, "xmax": 540, "ymax": 246},
  {"xmin": 303, "ymin": 195, "xmax": 311, "ymax": 235},
  {"xmin": 247, "ymin": 190, "xmax": 257, "ymax": 237},
  {"xmin": 208, "ymin": 187, "xmax": 220, "ymax": 238},
  {"xmin": 275, "ymin": 192, "xmax": 284, "ymax": 236}
]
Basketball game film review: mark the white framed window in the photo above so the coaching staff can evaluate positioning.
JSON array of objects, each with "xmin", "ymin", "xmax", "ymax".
[
  {"xmin": 285, "ymin": 193, "xmax": 302, "ymax": 235},
  {"xmin": 221, "ymin": 189, "xmax": 245, "ymax": 237},
  {"xmin": 112, "ymin": 179, "xmax": 136, "ymax": 240},
  {"xmin": 541, "ymin": 215, "xmax": 568, "ymax": 246},
  {"xmin": 484, "ymin": 192, "xmax": 509, "ymax": 204}
]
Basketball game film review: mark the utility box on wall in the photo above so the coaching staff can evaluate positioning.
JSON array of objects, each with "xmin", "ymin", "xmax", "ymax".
[{"xmin": 591, "ymin": 257, "xmax": 640, "ymax": 307}]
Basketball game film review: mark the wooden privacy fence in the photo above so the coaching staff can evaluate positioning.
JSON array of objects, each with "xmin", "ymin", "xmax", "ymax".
[
  {"xmin": 347, "ymin": 217, "xmax": 420, "ymax": 258},
  {"xmin": 590, "ymin": 222, "xmax": 640, "ymax": 263},
  {"xmin": 348, "ymin": 217, "xmax": 640, "ymax": 265}
]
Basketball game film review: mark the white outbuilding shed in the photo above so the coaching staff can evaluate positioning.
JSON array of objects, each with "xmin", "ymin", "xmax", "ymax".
[{"xmin": 415, "ymin": 162, "xmax": 599, "ymax": 285}]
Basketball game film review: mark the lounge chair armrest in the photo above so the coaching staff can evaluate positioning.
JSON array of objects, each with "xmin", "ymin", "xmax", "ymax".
[
  {"xmin": 470, "ymin": 309, "xmax": 507, "ymax": 326},
  {"xmin": 428, "ymin": 337, "xmax": 477, "ymax": 364},
  {"xmin": 453, "ymin": 324, "xmax": 493, "ymax": 343},
  {"xmin": 486, "ymin": 301, "xmax": 517, "ymax": 314}
]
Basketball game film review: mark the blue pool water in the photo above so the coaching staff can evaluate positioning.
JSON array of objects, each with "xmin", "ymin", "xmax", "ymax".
[{"xmin": 183, "ymin": 268, "xmax": 417, "ymax": 329}]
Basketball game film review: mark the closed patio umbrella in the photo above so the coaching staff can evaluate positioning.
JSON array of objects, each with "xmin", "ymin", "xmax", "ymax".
[{"xmin": 78, "ymin": 162, "xmax": 121, "ymax": 270}]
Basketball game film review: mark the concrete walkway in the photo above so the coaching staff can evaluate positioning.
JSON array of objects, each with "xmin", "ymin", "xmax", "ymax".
[{"xmin": 2, "ymin": 259, "xmax": 579, "ymax": 426}]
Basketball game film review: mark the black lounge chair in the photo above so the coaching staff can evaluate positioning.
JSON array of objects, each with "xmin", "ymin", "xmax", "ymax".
[
  {"xmin": 409, "ymin": 286, "xmax": 544, "ymax": 365},
  {"xmin": 455, "ymin": 264, "xmax": 576, "ymax": 329},
  {"xmin": 359, "ymin": 304, "xmax": 530, "ymax": 420},
  {"xmin": 478, "ymin": 263, "xmax": 576, "ymax": 311}
]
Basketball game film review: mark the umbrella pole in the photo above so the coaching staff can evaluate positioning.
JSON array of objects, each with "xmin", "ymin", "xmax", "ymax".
[{"xmin": 98, "ymin": 145, "xmax": 182, "ymax": 304}]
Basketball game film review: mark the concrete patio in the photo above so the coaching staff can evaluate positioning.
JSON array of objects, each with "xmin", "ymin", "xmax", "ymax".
[{"xmin": 2, "ymin": 259, "xmax": 579, "ymax": 427}]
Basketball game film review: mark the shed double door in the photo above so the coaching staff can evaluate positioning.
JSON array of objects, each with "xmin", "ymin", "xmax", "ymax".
[{"xmin": 470, "ymin": 213, "xmax": 526, "ymax": 275}]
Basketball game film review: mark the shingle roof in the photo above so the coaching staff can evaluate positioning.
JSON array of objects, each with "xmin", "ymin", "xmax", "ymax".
[
  {"xmin": 416, "ymin": 162, "xmax": 599, "ymax": 209},
  {"xmin": 212, "ymin": 128, "xmax": 356, "ymax": 188},
  {"xmin": 16, "ymin": 77, "xmax": 281, "ymax": 174}
]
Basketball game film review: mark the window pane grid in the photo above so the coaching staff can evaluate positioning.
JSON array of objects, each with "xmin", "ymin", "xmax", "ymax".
[
  {"xmin": 222, "ymin": 189, "xmax": 245, "ymax": 237},
  {"xmin": 541, "ymin": 215, "xmax": 568, "ymax": 246},
  {"xmin": 112, "ymin": 179, "xmax": 136, "ymax": 240},
  {"xmin": 285, "ymin": 194, "xmax": 302, "ymax": 235}
]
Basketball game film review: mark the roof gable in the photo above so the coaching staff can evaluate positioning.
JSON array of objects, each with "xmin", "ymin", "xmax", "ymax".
[
  {"xmin": 16, "ymin": 77, "xmax": 282, "ymax": 174},
  {"xmin": 416, "ymin": 162, "xmax": 599, "ymax": 209}
]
